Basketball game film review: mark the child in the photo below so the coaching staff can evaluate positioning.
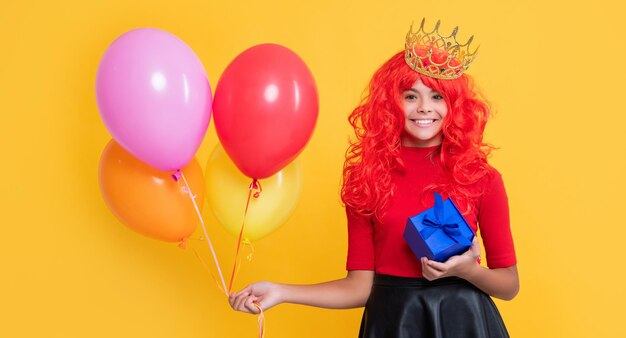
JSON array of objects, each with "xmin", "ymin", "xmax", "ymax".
[{"xmin": 229, "ymin": 19, "xmax": 518, "ymax": 338}]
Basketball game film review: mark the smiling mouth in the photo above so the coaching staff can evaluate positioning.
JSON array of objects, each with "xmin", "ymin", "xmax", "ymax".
[{"xmin": 410, "ymin": 119, "xmax": 437, "ymax": 126}]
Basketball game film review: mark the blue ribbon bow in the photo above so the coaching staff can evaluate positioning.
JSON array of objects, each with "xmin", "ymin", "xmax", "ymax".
[{"xmin": 420, "ymin": 193, "xmax": 472, "ymax": 247}]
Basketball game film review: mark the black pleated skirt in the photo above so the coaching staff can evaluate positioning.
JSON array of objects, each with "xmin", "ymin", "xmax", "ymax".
[{"xmin": 358, "ymin": 274, "xmax": 510, "ymax": 338}]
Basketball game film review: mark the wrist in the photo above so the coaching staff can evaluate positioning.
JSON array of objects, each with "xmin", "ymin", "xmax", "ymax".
[
  {"xmin": 274, "ymin": 282, "xmax": 288, "ymax": 304},
  {"xmin": 461, "ymin": 261, "xmax": 482, "ymax": 281}
]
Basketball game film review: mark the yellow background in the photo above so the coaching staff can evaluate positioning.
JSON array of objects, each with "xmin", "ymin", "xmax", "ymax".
[{"xmin": 1, "ymin": 0, "xmax": 625, "ymax": 337}]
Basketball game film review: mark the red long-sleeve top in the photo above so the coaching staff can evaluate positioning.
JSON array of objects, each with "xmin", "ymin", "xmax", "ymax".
[{"xmin": 346, "ymin": 145, "xmax": 517, "ymax": 277}]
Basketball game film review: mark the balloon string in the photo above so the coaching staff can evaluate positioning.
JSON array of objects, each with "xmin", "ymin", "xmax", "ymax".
[
  {"xmin": 243, "ymin": 238, "xmax": 255, "ymax": 261},
  {"xmin": 228, "ymin": 178, "xmax": 262, "ymax": 294},
  {"xmin": 228, "ymin": 179, "xmax": 264, "ymax": 338},
  {"xmin": 176, "ymin": 172, "xmax": 264, "ymax": 337},
  {"xmin": 185, "ymin": 239, "xmax": 226, "ymax": 295},
  {"xmin": 177, "ymin": 170, "xmax": 228, "ymax": 296},
  {"xmin": 253, "ymin": 302, "xmax": 266, "ymax": 338},
  {"xmin": 229, "ymin": 239, "xmax": 256, "ymax": 288}
]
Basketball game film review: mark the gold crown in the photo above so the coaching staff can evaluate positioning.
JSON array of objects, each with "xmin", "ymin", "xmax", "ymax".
[{"xmin": 404, "ymin": 19, "xmax": 478, "ymax": 80}]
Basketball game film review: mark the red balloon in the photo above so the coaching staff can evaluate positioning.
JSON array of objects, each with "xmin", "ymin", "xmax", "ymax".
[{"xmin": 213, "ymin": 44, "xmax": 318, "ymax": 179}]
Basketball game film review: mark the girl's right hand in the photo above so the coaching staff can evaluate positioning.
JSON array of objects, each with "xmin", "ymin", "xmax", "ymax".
[{"xmin": 228, "ymin": 281, "xmax": 282, "ymax": 314}]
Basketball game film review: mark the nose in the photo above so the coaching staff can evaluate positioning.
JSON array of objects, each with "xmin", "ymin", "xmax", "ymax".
[{"xmin": 416, "ymin": 98, "xmax": 432, "ymax": 113}]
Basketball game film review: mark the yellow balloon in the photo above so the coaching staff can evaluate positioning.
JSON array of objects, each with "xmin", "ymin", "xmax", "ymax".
[{"xmin": 205, "ymin": 145, "xmax": 302, "ymax": 241}]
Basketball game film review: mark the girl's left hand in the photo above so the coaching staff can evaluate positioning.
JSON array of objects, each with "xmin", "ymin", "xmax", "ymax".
[{"xmin": 421, "ymin": 237, "xmax": 481, "ymax": 281}]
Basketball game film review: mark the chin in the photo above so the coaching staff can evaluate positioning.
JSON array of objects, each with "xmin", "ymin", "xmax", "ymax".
[{"xmin": 402, "ymin": 132, "xmax": 442, "ymax": 147}]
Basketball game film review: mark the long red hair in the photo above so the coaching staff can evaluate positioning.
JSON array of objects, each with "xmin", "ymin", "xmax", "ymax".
[{"xmin": 341, "ymin": 51, "xmax": 493, "ymax": 218}]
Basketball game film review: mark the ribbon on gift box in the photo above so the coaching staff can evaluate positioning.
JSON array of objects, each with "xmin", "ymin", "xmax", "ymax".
[{"xmin": 420, "ymin": 193, "xmax": 472, "ymax": 247}]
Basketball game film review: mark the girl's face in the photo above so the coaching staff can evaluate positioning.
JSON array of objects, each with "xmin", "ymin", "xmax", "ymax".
[{"xmin": 400, "ymin": 79, "xmax": 448, "ymax": 147}]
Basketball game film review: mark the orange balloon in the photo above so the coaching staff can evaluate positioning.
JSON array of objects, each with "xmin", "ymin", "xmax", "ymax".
[{"xmin": 98, "ymin": 140, "xmax": 205, "ymax": 242}]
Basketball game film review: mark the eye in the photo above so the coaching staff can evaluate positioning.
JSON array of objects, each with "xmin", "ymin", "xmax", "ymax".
[
  {"xmin": 433, "ymin": 93, "xmax": 444, "ymax": 100},
  {"xmin": 404, "ymin": 94, "xmax": 417, "ymax": 100}
]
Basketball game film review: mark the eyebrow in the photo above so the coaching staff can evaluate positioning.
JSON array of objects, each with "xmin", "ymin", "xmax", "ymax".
[{"xmin": 403, "ymin": 88, "xmax": 440, "ymax": 94}]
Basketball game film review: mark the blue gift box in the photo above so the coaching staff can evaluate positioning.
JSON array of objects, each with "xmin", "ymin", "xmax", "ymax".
[{"xmin": 403, "ymin": 193, "xmax": 475, "ymax": 262}]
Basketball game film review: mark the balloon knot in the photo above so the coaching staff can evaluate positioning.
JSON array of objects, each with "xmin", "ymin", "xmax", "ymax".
[
  {"xmin": 250, "ymin": 179, "xmax": 263, "ymax": 199},
  {"xmin": 171, "ymin": 170, "xmax": 182, "ymax": 182},
  {"xmin": 178, "ymin": 238, "xmax": 188, "ymax": 250}
]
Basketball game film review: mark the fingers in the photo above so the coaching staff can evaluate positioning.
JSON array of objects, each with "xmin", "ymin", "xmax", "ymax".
[
  {"xmin": 228, "ymin": 283, "xmax": 268, "ymax": 315},
  {"xmin": 229, "ymin": 291, "xmax": 249, "ymax": 312},
  {"xmin": 470, "ymin": 236, "xmax": 482, "ymax": 256},
  {"xmin": 229, "ymin": 292, "xmax": 262, "ymax": 314},
  {"xmin": 229, "ymin": 290, "xmax": 258, "ymax": 314},
  {"xmin": 472, "ymin": 236, "xmax": 479, "ymax": 246},
  {"xmin": 227, "ymin": 281, "xmax": 276, "ymax": 315},
  {"xmin": 426, "ymin": 259, "xmax": 448, "ymax": 272},
  {"xmin": 421, "ymin": 257, "xmax": 446, "ymax": 281},
  {"xmin": 244, "ymin": 297, "xmax": 262, "ymax": 314},
  {"xmin": 228, "ymin": 286, "xmax": 251, "ymax": 303}
]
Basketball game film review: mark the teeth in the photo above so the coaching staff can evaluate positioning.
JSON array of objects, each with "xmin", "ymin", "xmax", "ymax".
[{"xmin": 414, "ymin": 119, "xmax": 434, "ymax": 125}]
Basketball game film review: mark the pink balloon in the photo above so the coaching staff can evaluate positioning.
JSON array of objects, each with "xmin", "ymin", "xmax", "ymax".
[
  {"xmin": 213, "ymin": 44, "xmax": 318, "ymax": 179},
  {"xmin": 96, "ymin": 28, "xmax": 211, "ymax": 171}
]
